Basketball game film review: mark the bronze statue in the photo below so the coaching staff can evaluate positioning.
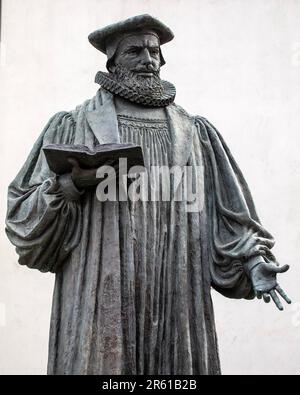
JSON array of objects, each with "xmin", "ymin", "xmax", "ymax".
[{"xmin": 6, "ymin": 14, "xmax": 291, "ymax": 375}]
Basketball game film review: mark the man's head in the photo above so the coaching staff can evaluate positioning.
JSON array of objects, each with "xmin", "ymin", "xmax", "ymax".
[
  {"xmin": 89, "ymin": 15, "xmax": 176, "ymax": 106},
  {"xmin": 88, "ymin": 14, "xmax": 173, "ymax": 69},
  {"xmin": 107, "ymin": 32, "xmax": 165, "ymax": 99}
]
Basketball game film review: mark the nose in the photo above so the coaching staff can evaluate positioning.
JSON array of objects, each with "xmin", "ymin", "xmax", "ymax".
[{"xmin": 140, "ymin": 48, "xmax": 152, "ymax": 66}]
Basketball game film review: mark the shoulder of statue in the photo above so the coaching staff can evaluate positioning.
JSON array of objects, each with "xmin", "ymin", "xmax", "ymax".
[
  {"xmin": 195, "ymin": 115, "xmax": 209, "ymax": 124},
  {"xmin": 193, "ymin": 116, "xmax": 227, "ymax": 148},
  {"xmin": 46, "ymin": 111, "xmax": 75, "ymax": 129},
  {"xmin": 194, "ymin": 115, "xmax": 218, "ymax": 131},
  {"xmin": 169, "ymin": 102, "xmax": 199, "ymax": 126},
  {"xmin": 69, "ymin": 91, "xmax": 103, "ymax": 121},
  {"xmin": 170, "ymin": 102, "xmax": 190, "ymax": 117},
  {"xmin": 169, "ymin": 104, "xmax": 213, "ymax": 128}
]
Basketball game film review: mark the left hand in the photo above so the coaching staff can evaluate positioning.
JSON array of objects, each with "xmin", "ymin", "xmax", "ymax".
[{"xmin": 249, "ymin": 262, "xmax": 291, "ymax": 311}]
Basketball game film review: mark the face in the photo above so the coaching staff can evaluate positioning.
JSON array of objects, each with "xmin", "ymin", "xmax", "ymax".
[{"xmin": 112, "ymin": 34, "xmax": 161, "ymax": 77}]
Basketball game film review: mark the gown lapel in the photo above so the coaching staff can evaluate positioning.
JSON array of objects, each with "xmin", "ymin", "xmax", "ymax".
[
  {"xmin": 166, "ymin": 103, "xmax": 196, "ymax": 168},
  {"xmin": 86, "ymin": 89, "xmax": 120, "ymax": 145}
]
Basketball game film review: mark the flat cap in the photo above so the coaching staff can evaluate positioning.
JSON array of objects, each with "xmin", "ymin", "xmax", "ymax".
[{"xmin": 88, "ymin": 14, "xmax": 174, "ymax": 54}]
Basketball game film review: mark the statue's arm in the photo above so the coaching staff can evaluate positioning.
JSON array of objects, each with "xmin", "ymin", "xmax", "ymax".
[
  {"xmin": 195, "ymin": 117, "xmax": 290, "ymax": 308},
  {"xmin": 6, "ymin": 112, "xmax": 83, "ymax": 273}
]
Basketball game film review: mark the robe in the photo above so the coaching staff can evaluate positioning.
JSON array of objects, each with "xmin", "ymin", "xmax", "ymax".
[{"xmin": 6, "ymin": 88, "xmax": 275, "ymax": 375}]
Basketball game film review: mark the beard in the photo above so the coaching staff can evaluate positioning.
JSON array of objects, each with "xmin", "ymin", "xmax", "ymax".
[
  {"xmin": 95, "ymin": 65, "xmax": 176, "ymax": 107},
  {"xmin": 112, "ymin": 65, "xmax": 165, "ymax": 98}
]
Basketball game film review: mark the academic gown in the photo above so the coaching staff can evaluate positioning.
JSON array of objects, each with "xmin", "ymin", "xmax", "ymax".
[{"xmin": 6, "ymin": 88, "xmax": 275, "ymax": 375}]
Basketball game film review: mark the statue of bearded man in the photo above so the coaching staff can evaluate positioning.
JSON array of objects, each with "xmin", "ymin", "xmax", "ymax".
[{"xmin": 6, "ymin": 14, "xmax": 291, "ymax": 375}]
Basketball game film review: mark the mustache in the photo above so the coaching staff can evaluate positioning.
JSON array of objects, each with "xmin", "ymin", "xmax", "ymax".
[
  {"xmin": 133, "ymin": 65, "xmax": 159, "ymax": 74},
  {"xmin": 113, "ymin": 65, "xmax": 161, "ymax": 82}
]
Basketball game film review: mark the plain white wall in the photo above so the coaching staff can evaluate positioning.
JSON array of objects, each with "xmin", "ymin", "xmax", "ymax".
[{"xmin": 0, "ymin": 0, "xmax": 300, "ymax": 375}]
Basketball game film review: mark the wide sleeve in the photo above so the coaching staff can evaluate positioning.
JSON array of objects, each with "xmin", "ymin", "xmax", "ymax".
[
  {"xmin": 196, "ymin": 116, "xmax": 276, "ymax": 299},
  {"xmin": 6, "ymin": 112, "xmax": 83, "ymax": 273}
]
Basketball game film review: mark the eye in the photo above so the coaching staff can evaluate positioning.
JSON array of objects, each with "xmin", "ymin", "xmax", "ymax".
[
  {"xmin": 150, "ymin": 49, "xmax": 159, "ymax": 56},
  {"xmin": 126, "ymin": 48, "xmax": 140, "ymax": 55}
]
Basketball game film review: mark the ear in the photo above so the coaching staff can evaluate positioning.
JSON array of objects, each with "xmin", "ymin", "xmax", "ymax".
[
  {"xmin": 159, "ymin": 48, "xmax": 166, "ymax": 67},
  {"xmin": 106, "ymin": 58, "xmax": 116, "ymax": 73}
]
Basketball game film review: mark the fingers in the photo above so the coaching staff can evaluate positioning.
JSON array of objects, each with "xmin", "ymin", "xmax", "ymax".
[
  {"xmin": 273, "ymin": 264, "xmax": 290, "ymax": 274},
  {"xmin": 263, "ymin": 293, "xmax": 271, "ymax": 303},
  {"xmin": 276, "ymin": 285, "xmax": 292, "ymax": 305},
  {"xmin": 257, "ymin": 291, "xmax": 263, "ymax": 300},
  {"xmin": 254, "ymin": 289, "xmax": 263, "ymax": 299},
  {"xmin": 270, "ymin": 290, "xmax": 284, "ymax": 311},
  {"xmin": 259, "ymin": 286, "xmax": 291, "ymax": 309}
]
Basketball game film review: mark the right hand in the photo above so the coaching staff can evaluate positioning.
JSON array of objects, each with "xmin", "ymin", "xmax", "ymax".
[
  {"xmin": 249, "ymin": 261, "xmax": 291, "ymax": 311},
  {"xmin": 68, "ymin": 158, "xmax": 117, "ymax": 190}
]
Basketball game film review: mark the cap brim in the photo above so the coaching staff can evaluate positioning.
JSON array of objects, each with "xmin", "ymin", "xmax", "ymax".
[{"xmin": 88, "ymin": 14, "xmax": 174, "ymax": 53}]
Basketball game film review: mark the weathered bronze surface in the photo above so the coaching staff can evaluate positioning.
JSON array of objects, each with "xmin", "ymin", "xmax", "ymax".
[{"xmin": 6, "ymin": 14, "xmax": 290, "ymax": 375}]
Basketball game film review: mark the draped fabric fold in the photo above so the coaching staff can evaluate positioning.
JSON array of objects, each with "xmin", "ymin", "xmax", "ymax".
[
  {"xmin": 195, "ymin": 117, "xmax": 275, "ymax": 299},
  {"xmin": 6, "ymin": 112, "xmax": 83, "ymax": 273},
  {"xmin": 5, "ymin": 89, "xmax": 275, "ymax": 375}
]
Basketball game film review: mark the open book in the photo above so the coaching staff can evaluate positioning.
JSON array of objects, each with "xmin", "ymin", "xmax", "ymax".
[{"xmin": 43, "ymin": 143, "xmax": 145, "ymax": 175}]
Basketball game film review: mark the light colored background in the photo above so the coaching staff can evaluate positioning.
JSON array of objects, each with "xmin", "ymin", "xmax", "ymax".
[{"xmin": 0, "ymin": 0, "xmax": 299, "ymax": 375}]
